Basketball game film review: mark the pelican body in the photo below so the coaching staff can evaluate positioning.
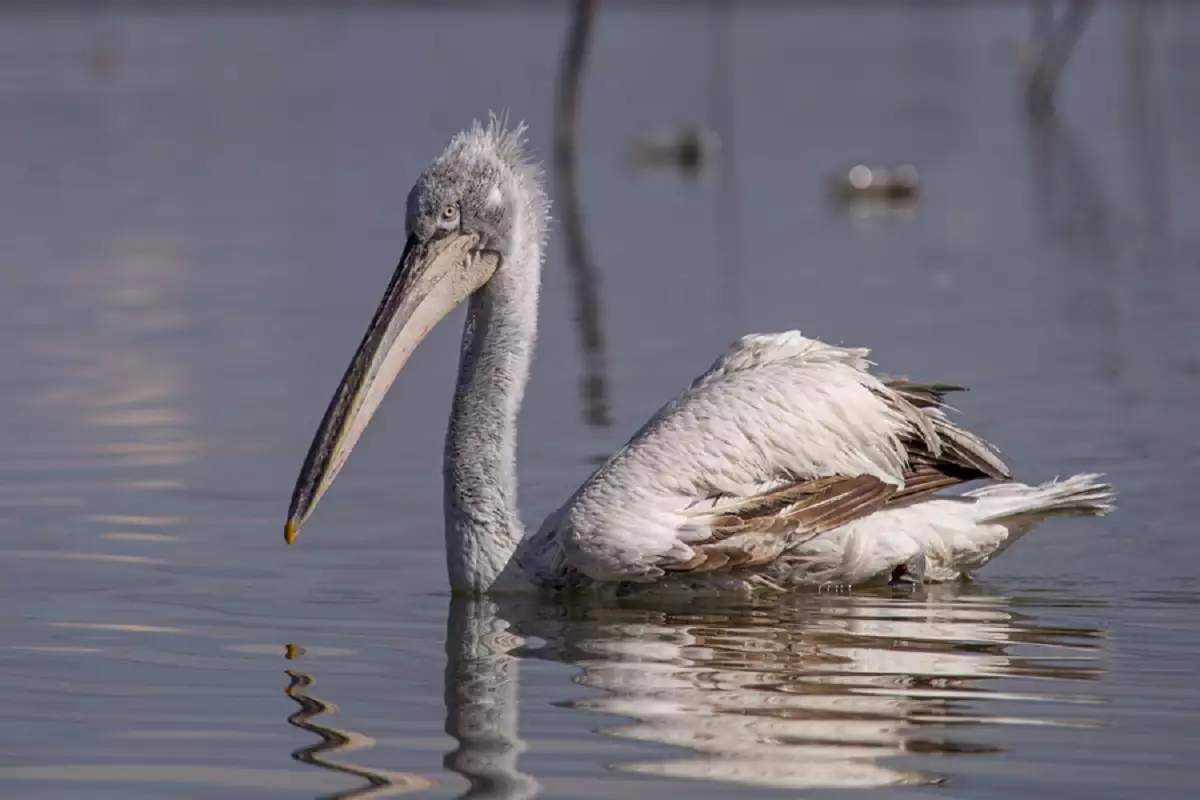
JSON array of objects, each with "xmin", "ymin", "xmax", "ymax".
[{"xmin": 285, "ymin": 117, "xmax": 1113, "ymax": 594}]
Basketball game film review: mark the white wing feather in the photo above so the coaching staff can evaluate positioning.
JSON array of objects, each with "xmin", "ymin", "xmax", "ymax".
[{"xmin": 544, "ymin": 332, "xmax": 936, "ymax": 581}]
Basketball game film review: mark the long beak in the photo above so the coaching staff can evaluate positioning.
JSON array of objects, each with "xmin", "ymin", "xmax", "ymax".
[{"xmin": 285, "ymin": 232, "xmax": 499, "ymax": 543}]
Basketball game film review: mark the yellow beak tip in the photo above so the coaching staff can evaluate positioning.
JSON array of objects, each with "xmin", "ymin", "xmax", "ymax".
[{"xmin": 284, "ymin": 520, "xmax": 298, "ymax": 545}]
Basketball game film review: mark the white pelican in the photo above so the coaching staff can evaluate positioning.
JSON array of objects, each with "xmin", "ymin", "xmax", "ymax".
[{"xmin": 284, "ymin": 116, "xmax": 1114, "ymax": 594}]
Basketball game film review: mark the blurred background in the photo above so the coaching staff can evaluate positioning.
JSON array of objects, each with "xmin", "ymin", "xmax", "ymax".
[{"xmin": 1, "ymin": 2, "xmax": 1198, "ymax": 798}]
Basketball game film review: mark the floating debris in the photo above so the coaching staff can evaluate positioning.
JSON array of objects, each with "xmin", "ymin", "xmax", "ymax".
[
  {"xmin": 830, "ymin": 164, "xmax": 920, "ymax": 207},
  {"xmin": 629, "ymin": 126, "xmax": 721, "ymax": 177}
]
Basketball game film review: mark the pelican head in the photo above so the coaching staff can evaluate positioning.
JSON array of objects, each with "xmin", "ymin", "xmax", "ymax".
[{"xmin": 285, "ymin": 118, "xmax": 543, "ymax": 543}]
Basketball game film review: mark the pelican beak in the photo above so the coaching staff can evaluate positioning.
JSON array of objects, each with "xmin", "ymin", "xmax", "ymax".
[{"xmin": 285, "ymin": 232, "xmax": 499, "ymax": 543}]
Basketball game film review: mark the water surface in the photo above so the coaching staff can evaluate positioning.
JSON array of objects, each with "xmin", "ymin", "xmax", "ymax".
[{"xmin": 1, "ymin": 3, "xmax": 1199, "ymax": 798}]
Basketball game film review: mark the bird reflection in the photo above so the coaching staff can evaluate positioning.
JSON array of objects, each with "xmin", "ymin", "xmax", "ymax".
[
  {"xmin": 553, "ymin": 0, "xmax": 611, "ymax": 429},
  {"xmin": 443, "ymin": 598, "xmax": 540, "ymax": 800},
  {"xmin": 287, "ymin": 589, "xmax": 1105, "ymax": 797},
  {"xmin": 284, "ymin": 658, "xmax": 435, "ymax": 798},
  {"xmin": 510, "ymin": 588, "xmax": 1105, "ymax": 790}
]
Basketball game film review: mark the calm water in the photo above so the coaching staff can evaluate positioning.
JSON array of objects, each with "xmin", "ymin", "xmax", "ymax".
[{"xmin": 2, "ymin": 3, "xmax": 1200, "ymax": 798}]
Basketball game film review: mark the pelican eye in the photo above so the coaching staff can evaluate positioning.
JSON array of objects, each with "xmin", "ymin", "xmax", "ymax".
[{"xmin": 440, "ymin": 204, "xmax": 459, "ymax": 223}]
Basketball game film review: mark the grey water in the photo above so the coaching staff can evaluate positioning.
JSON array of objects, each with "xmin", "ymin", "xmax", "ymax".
[{"xmin": 1, "ymin": 3, "xmax": 1199, "ymax": 798}]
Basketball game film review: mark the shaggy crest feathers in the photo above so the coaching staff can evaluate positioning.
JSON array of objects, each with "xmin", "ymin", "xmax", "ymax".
[
  {"xmin": 454, "ymin": 111, "xmax": 533, "ymax": 172},
  {"xmin": 447, "ymin": 111, "xmax": 551, "ymax": 246}
]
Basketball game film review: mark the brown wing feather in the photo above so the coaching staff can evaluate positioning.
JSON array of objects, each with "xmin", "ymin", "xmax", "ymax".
[
  {"xmin": 880, "ymin": 377, "xmax": 1011, "ymax": 481},
  {"xmin": 666, "ymin": 475, "xmax": 898, "ymax": 573},
  {"xmin": 665, "ymin": 377, "xmax": 1012, "ymax": 576},
  {"xmin": 881, "ymin": 377, "xmax": 967, "ymax": 408}
]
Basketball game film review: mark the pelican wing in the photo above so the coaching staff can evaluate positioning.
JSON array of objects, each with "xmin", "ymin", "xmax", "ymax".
[
  {"xmin": 553, "ymin": 333, "xmax": 1012, "ymax": 582},
  {"xmin": 666, "ymin": 378, "xmax": 1009, "ymax": 574}
]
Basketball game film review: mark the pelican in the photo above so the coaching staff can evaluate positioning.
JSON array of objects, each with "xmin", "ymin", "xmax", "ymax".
[{"xmin": 285, "ymin": 116, "xmax": 1114, "ymax": 594}]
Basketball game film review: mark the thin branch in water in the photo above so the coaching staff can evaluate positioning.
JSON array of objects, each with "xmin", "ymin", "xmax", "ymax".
[
  {"xmin": 554, "ymin": 0, "xmax": 611, "ymax": 429},
  {"xmin": 1026, "ymin": 0, "xmax": 1099, "ymax": 115}
]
